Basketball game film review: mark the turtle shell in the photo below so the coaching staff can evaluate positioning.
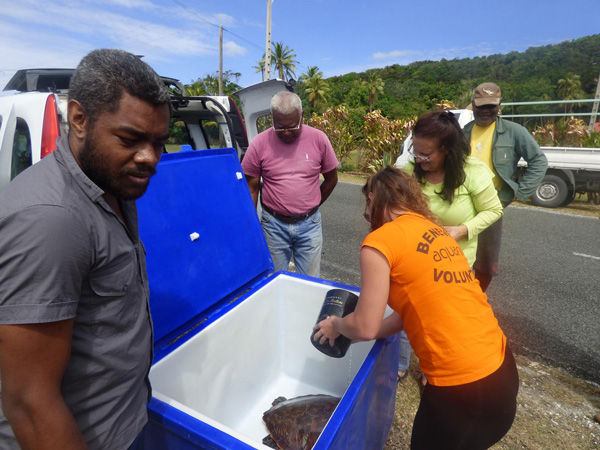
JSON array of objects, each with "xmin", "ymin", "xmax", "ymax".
[{"xmin": 262, "ymin": 394, "xmax": 340, "ymax": 450}]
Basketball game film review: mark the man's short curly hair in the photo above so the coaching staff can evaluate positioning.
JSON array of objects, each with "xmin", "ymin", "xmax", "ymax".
[{"xmin": 68, "ymin": 49, "xmax": 172, "ymax": 127}]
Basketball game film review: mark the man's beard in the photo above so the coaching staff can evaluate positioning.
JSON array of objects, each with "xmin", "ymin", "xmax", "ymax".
[{"xmin": 79, "ymin": 134, "xmax": 156, "ymax": 201}]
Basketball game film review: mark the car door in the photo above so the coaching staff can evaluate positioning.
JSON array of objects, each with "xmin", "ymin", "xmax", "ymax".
[
  {"xmin": 233, "ymin": 79, "xmax": 293, "ymax": 144},
  {"xmin": 0, "ymin": 101, "xmax": 17, "ymax": 191}
]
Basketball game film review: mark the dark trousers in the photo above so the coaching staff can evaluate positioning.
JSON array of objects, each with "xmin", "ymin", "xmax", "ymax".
[
  {"xmin": 411, "ymin": 346, "xmax": 519, "ymax": 450},
  {"xmin": 127, "ymin": 425, "xmax": 146, "ymax": 450}
]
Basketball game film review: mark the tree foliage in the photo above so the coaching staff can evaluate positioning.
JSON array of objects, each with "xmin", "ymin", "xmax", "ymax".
[
  {"xmin": 254, "ymin": 42, "xmax": 299, "ymax": 82},
  {"xmin": 361, "ymin": 72, "xmax": 385, "ymax": 112},
  {"xmin": 298, "ymin": 66, "xmax": 329, "ymax": 112},
  {"xmin": 307, "ymin": 34, "xmax": 600, "ymax": 124},
  {"xmin": 557, "ymin": 73, "xmax": 586, "ymax": 113},
  {"xmin": 271, "ymin": 42, "xmax": 298, "ymax": 82},
  {"xmin": 532, "ymin": 117, "xmax": 599, "ymax": 147},
  {"xmin": 185, "ymin": 70, "xmax": 242, "ymax": 96},
  {"xmin": 306, "ymin": 106, "xmax": 358, "ymax": 168},
  {"xmin": 359, "ymin": 110, "xmax": 414, "ymax": 171}
]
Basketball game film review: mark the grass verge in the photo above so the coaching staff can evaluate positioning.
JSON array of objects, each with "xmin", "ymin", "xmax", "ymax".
[{"xmin": 385, "ymin": 355, "xmax": 600, "ymax": 449}]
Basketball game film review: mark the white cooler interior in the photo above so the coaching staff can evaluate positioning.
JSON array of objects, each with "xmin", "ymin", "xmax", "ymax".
[{"xmin": 149, "ymin": 274, "xmax": 375, "ymax": 448}]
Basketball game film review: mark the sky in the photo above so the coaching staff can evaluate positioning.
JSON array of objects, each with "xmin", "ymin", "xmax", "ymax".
[{"xmin": 1, "ymin": 0, "xmax": 599, "ymax": 91}]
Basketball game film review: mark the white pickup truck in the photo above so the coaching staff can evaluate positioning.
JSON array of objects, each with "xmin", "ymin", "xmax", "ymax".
[
  {"xmin": 0, "ymin": 69, "xmax": 290, "ymax": 192},
  {"xmin": 395, "ymin": 109, "xmax": 600, "ymax": 208}
]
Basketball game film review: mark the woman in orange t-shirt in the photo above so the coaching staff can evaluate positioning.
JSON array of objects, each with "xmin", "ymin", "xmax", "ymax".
[{"xmin": 313, "ymin": 167, "xmax": 519, "ymax": 450}]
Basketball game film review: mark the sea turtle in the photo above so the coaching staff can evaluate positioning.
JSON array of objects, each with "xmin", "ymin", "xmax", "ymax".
[{"xmin": 262, "ymin": 394, "xmax": 341, "ymax": 450}]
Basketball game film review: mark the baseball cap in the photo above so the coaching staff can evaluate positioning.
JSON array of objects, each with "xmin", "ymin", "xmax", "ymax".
[{"xmin": 473, "ymin": 82, "xmax": 502, "ymax": 107}]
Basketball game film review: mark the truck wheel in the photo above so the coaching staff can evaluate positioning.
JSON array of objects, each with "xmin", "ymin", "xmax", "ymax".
[
  {"xmin": 530, "ymin": 174, "xmax": 568, "ymax": 208},
  {"xmin": 560, "ymin": 188, "xmax": 576, "ymax": 207}
]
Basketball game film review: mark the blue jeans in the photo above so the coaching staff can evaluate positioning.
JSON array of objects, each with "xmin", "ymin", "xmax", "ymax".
[
  {"xmin": 261, "ymin": 208, "xmax": 323, "ymax": 277},
  {"xmin": 398, "ymin": 330, "xmax": 411, "ymax": 371}
]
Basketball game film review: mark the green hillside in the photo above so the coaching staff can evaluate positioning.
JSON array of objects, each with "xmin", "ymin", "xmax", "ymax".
[{"xmin": 296, "ymin": 34, "xmax": 600, "ymax": 122}]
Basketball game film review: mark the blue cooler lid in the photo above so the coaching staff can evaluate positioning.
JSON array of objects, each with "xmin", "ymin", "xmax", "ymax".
[{"xmin": 137, "ymin": 148, "xmax": 273, "ymax": 350}]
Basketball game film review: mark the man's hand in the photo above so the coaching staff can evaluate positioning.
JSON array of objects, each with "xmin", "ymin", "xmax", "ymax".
[
  {"xmin": 319, "ymin": 168, "xmax": 338, "ymax": 205},
  {"xmin": 244, "ymin": 175, "xmax": 261, "ymax": 208}
]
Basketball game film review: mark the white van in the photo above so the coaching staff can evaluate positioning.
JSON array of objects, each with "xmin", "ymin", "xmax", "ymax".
[{"xmin": 0, "ymin": 69, "xmax": 290, "ymax": 192}]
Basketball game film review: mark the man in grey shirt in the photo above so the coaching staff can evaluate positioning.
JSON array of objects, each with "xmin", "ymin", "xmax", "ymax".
[{"xmin": 0, "ymin": 49, "xmax": 171, "ymax": 449}]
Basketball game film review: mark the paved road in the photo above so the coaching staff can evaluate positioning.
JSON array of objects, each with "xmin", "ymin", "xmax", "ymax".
[{"xmin": 319, "ymin": 181, "xmax": 600, "ymax": 383}]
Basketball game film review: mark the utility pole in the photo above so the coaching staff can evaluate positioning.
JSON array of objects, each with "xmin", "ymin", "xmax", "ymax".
[
  {"xmin": 589, "ymin": 69, "xmax": 600, "ymax": 132},
  {"xmin": 218, "ymin": 24, "xmax": 223, "ymax": 96},
  {"xmin": 265, "ymin": 0, "xmax": 273, "ymax": 81}
]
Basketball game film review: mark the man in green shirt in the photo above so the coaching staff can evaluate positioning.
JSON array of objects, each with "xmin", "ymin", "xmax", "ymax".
[{"xmin": 463, "ymin": 82, "xmax": 548, "ymax": 291}]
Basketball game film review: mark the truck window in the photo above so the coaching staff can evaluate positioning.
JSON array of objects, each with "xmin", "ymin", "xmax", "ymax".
[
  {"xmin": 167, "ymin": 119, "xmax": 192, "ymax": 153},
  {"xmin": 200, "ymin": 120, "xmax": 227, "ymax": 149},
  {"xmin": 11, "ymin": 118, "xmax": 32, "ymax": 179},
  {"xmin": 257, "ymin": 114, "xmax": 273, "ymax": 134}
]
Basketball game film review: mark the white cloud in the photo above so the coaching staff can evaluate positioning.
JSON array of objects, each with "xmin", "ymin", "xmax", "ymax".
[
  {"xmin": 373, "ymin": 50, "xmax": 418, "ymax": 60},
  {"xmin": 0, "ymin": 0, "xmax": 256, "ymax": 88},
  {"xmin": 240, "ymin": 18, "xmax": 264, "ymax": 29},
  {"xmin": 0, "ymin": 18, "xmax": 94, "ymax": 88},
  {"xmin": 210, "ymin": 13, "xmax": 236, "ymax": 27},
  {"xmin": 99, "ymin": 0, "xmax": 158, "ymax": 8},
  {"xmin": 0, "ymin": 1, "xmax": 249, "ymax": 66},
  {"xmin": 223, "ymin": 41, "xmax": 247, "ymax": 57}
]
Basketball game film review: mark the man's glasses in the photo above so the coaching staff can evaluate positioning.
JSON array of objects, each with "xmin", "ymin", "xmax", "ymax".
[{"xmin": 273, "ymin": 119, "xmax": 302, "ymax": 133}]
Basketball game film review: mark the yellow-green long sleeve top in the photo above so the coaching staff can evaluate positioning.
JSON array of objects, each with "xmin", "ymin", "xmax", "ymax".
[{"xmin": 404, "ymin": 156, "xmax": 503, "ymax": 266}]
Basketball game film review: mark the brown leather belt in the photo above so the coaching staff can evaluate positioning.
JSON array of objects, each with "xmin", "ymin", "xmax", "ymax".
[{"xmin": 261, "ymin": 203, "xmax": 319, "ymax": 224}]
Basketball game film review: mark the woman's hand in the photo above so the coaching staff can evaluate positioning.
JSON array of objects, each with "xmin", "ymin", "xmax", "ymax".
[
  {"xmin": 312, "ymin": 315, "xmax": 341, "ymax": 347},
  {"xmin": 444, "ymin": 225, "xmax": 468, "ymax": 242}
]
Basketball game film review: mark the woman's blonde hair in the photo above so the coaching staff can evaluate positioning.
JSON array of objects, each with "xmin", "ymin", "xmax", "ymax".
[{"xmin": 362, "ymin": 166, "xmax": 438, "ymax": 231}]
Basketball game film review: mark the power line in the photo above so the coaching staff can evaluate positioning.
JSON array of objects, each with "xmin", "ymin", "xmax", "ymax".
[
  {"xmin": 223, "ymin": 28, "xmax": 264, "ymax": 53},
  {"xmin": 171, "ymin": 0, "xmax": 309, "ymax": 79},
  {"xmin": 171, "ymin": 0, "xmax": 220, "ymax": 29},
  {"xmin": 171, "ymin": 0, "xmax": 263, "ymax": 51}
]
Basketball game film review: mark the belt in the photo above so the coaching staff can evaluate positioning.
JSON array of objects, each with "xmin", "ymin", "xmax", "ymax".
[{"xmin": 261, "ymin": 203, "xmax": 319, "ymax": 224}]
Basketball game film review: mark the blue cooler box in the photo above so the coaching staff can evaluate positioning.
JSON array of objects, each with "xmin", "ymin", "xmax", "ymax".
[{"xmin": 136, "ymin": 148, "xmax": 399, "ymax": 449}]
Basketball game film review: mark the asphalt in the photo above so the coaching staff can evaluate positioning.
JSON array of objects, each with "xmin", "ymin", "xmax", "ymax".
[{"xmin": 319, "ymin": 181, "xmax": 600, "ymax": 384}]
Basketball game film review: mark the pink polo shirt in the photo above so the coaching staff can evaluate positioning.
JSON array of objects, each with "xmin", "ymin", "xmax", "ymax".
[{"xmin": 241, "ymin": 125, "xmax": 339, "ymax": 216}]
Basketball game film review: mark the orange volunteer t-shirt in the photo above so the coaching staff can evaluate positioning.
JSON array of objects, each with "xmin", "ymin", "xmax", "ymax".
[{"xmin": 362, "ymin": 212, "xmax": 506, "ymax": 386}]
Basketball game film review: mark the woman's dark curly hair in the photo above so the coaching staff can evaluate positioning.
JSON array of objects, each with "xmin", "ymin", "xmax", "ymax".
[
  {"xmin": 411, "ymin": 111, "xmax": 469, "ymax": 204},
  {"xmin": 363, "ymin": 167, "xmax": 438, "ymax": 231}
]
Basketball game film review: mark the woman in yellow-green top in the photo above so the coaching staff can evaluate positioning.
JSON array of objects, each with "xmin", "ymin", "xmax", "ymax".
[
  {"xmin": 397, "ymin": 110, "xmax": 503, "ymax": 385},
  {"xmin": 406, "ymin": 110, "xmax": 503, "ymax": 267}
]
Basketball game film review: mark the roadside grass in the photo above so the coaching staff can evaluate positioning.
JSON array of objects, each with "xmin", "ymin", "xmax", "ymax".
[
  {"xmin": 384, "ymin": 354, "xmax": 600, "ymax": 450},
  {"xmin": 518, "ymin": 193, "xmax": 600, "ymax": 218}
]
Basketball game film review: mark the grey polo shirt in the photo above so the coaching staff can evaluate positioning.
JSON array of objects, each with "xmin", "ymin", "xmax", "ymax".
[{"xmin": 0, "ymin": 137, "xmax": 153, "ymax": 450}]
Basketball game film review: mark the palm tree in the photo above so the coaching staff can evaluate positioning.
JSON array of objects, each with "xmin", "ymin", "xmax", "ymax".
[
  {"xmin": 304, "ymin": 73, "xmax": 329, "ymax": 109},
  {"xmin": 300, "ymin": 65, "xmax": 322, "ymax": 83},
  {"xmin": 557, "ymin": 73, "xmax": 585, "ymax": 113},
  {"xmin": 271, "ymin": 42, "xmax": 298, "ymax": 82},
  {"xmin": 253, "ymin": 55, "xmax": 266, "ymax": 82},
  {"xmin": 361, "ymin": 72, "xmax": 385, "ymax": 112},
  {"xmin": 185, "ymin": 84, "xmax": 206, "ymax": 96},
  {"xmin": 185, "ymin": 71, "xmax": 241, "ymax": 97}
]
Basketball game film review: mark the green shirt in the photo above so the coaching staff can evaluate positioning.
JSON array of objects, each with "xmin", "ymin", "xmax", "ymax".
[
  {"xmin": 463, "ymin": 116, "xmax": 548, "ymax": 204},
  {"xmin": 405, "ymin": 156, "xmax": 503, "ymax": 266}
]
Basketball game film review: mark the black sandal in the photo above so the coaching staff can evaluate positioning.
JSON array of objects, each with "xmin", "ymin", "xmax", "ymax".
[{"xmin": 397, "ymin": 370, "xmax": 409, "ymax": 382}]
